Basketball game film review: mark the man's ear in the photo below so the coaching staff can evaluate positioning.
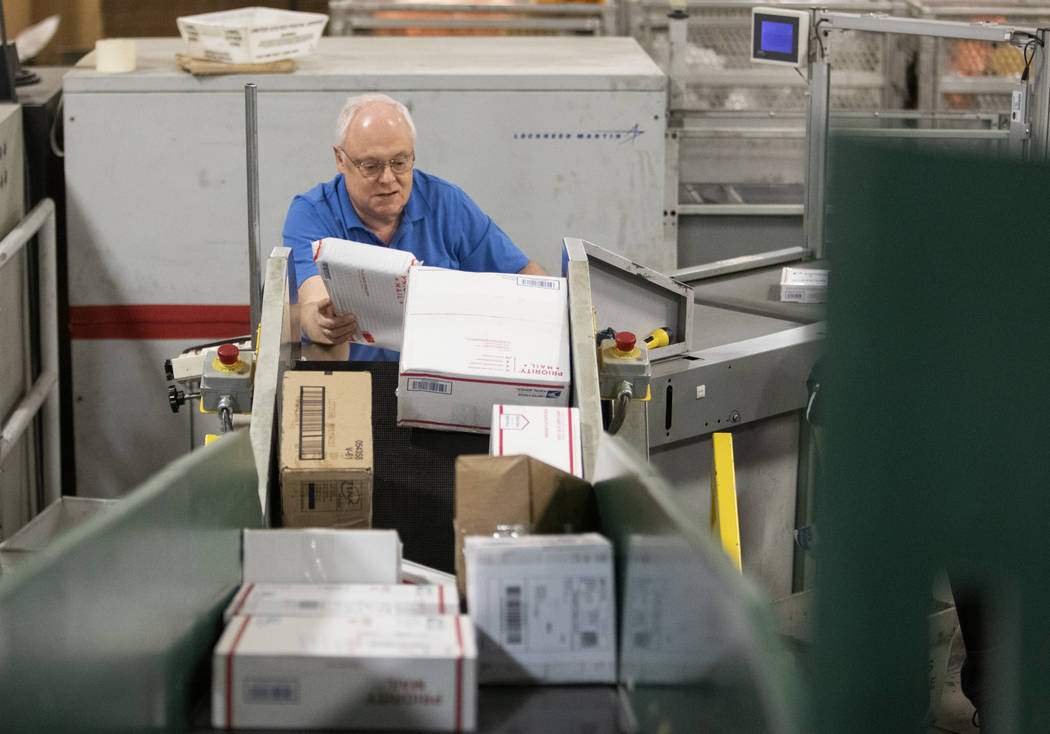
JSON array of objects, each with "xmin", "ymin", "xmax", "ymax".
[{"xmin": 333, "ymin": 146, "xmax": 346, "ymax": 173}]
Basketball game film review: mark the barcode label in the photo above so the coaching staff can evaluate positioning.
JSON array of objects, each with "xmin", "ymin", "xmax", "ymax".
[
  {"xmin": 503, "ymin": 585, "xmax": 523, "ymax": 645},
  {"xmin": 517, "ymin": 276, "xmax": 560, "ymax": 290},
  {"xmin": 298, "ymin": 385, "xmax": 325, "ymax": 460},
  {"xmin": 244, "ymin": 678, "xmax": 299, "ymax": 704},
  {"xmin": 407, "ymin": 378, "xmax": 452, "ymax": 395}
]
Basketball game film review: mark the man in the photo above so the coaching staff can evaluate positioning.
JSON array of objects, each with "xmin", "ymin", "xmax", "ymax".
[{"xmin": 283, "ymin": 93, "xmax": 545, "ymax": 361}]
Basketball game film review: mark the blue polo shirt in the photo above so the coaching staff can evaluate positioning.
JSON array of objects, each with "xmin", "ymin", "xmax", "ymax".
[{"xmin": 283, "ymin": 169, "xmax": 529, "ymax": 361}]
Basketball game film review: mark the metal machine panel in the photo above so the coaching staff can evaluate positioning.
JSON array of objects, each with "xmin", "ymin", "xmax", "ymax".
[
  {"xmin": 0, "ymin": 429, "xmax": 260, "ymax": 732},
  {"xmin": 566, "ymin": 238, "xmax": 694, "ymax": 359},
  {"xmin": 63, "ymin": 37, "xmax": 666, "ymax": 495},
  {"xmin": 0, "ymin": 104, "xmax": 29, "ymax": 537},
  {"xmin": 648, "ymin": 323, "xmax": 824, "ymax": 448}
]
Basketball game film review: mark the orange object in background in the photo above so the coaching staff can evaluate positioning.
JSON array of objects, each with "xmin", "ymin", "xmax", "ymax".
[
  {"xmin": 945, "ymin": 15, "xmax": 1024, "ymax": 110},
  {"xmin": 371, "ymin": 0, "xmax": 605, "ymax": 36}
]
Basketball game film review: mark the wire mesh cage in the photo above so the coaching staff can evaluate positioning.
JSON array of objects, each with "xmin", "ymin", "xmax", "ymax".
[{"xmin": 920, "ymin": 0, "xmax": 1050, "ymax": 111}]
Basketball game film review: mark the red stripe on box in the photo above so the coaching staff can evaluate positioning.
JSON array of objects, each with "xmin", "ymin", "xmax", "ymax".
[
  {"xmin": 69, "ymin": 304, "xmax": 250, "ymax": 340},
  {"xmin": 498, "ymin": 404, "xmax": 504, "ymax": 455},
  {"xmin": 401, "ymin": 371, "xmax": 568, "ymax": 390},
  {"xmin": 226, "ymin": 614, "xmax": 253, "ymax": 729},
  {"xmin": 454, "ymin": 616, "xmax": 465, "ymax": 731},
  {"xmin": 567, "ymin": 409, "xmax": 575, "ymax": 475},
  {"xmin": 230, "ymin": 583, "xmax": 254, "ymax": 618}
]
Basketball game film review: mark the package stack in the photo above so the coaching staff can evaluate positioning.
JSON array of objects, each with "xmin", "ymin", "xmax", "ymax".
[
  {"xmin": 213, "ymin": 528, "xmax": 477, "ymax": 731},
  {"xmin": 464, "ymin": 532, "xmax": 617, "ymax": 685},
  {"xmin": 453, "ymin": 451, "xmax": 616, "ymax": 686}
]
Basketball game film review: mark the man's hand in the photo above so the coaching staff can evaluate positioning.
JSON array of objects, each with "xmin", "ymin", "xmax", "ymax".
[
  {"xmin": 299, "ymin": 275, "xmax": 358, "ymax": 346},
  {"xmin": 518, "ymin": 260, "xmax": 547, "ymax": 276}
]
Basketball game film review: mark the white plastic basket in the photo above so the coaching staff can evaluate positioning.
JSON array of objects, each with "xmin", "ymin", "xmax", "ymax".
[{"xmin": 176, "ymin": 7, "xmax": 329, "ymax": 64}]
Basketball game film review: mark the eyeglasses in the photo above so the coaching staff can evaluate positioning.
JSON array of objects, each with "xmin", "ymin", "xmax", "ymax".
[{"xmin": 338, "ymin": 148, "xmax": 415, "ymax": 179}]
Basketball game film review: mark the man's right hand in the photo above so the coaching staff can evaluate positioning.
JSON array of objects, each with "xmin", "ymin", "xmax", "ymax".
[{"xmin": 299, "ymin": 275, "xmax": 359, "ymax": 346}]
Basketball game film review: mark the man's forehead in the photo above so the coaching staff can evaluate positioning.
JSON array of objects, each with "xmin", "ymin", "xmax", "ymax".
[{"xmin": 349, "ymin": 103, "xmax": 410, "ymax": 135}]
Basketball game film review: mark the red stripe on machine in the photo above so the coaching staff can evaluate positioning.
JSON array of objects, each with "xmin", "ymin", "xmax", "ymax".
[
  {"xmin": 226, "ymin": 614, "xmax": 253, "ymax": 729},
  {"xmin": 69, "ymin": 304, "xmax": 250, "ymax": 340}
]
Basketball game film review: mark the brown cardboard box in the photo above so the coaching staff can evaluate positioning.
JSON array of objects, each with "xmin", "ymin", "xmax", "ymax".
[
  {"xmin": 453, "ymin": 454, "xmax": 597, "ymax": 596},
  {"xmin": 280, "ymin": 370, "xmax": 373, "ymax": 529}
]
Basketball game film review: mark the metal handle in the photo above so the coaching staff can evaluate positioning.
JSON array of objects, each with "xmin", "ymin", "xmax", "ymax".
[{"xmin": 245, "ymin": 83, "xmax": 262, "ymax": 346}]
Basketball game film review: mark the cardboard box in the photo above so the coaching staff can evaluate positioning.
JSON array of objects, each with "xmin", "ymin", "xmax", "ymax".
[
  {"xmin": 242, "ymin": 529, "xmax": 401, "ymax": 585},
  {"xmin": 397, "ymin": 267, "xmax": 570, "ymax": 433},
  {"xmin": 464, "ymin": 533, "xmax": 616, "ymax": 684},
  {"xmin": 618, "ymin": 534, "xmax": 733, "ymax": 684},
  {"xmin": 213, "ymin": 614, "xmax": 477, "ymax": 731},
  {"xmin": 280, "ymin": 370, "xmax": 373, "ymax": 529},
  {"xmin": 223, "ymin": 583, "xmax": 459, "ymax": 624},
  {"xmin": 489, "ymin": 405, "xmax": 584, "ymax": 478},
  {"xmin": 312, "ymin": 238, "xmax": 419, "ymax": 351},
  {"xmin": 453, "ymin": 455, "xmax": 596, "ymax": 597}
]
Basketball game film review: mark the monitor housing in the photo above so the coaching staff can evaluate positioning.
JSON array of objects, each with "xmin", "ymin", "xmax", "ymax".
[{"xmin": 751, "ymin": 7, "xmax": 810, "ymax": 68}]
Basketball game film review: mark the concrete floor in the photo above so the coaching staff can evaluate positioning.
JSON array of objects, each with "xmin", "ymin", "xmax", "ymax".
[{"xmin": 930, "ymin": 629, "xmax": 979, "ymax": 734}]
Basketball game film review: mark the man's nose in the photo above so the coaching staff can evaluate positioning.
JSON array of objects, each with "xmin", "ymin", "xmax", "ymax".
[{"xmin": 377, "ymin": 163, "xmax": 397, "ymax": 183}]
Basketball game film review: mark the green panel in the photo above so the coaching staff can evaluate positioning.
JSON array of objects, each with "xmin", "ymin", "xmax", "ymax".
[
  {"xmin": 0, "ymin": 430, "xmax": 260, "ymax": 732},
  {"xmin": 594, "ymin": 436, "xmax": 804, "ymax": 734},
  {"xmin": 813, "ymin": 137, "xmax": 1050, "ymax": 733}
]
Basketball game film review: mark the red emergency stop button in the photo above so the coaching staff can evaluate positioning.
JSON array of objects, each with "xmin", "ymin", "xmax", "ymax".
[
  {"xmin": 615, "ymin": 331, "xmax": 637, "ymax": 352},
  {"xmin": 217, "ymin": 343, "xmax": 240, "ymax": 366}
]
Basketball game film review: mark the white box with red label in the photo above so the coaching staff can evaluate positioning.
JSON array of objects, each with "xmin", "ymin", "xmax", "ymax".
[
  {"xmin": 312, "ymin": 238, "xmax": 419, "ymax": 351},
  {"xmin": 489, "ymin": 405, "xmax": 584, "ymax": 478},
  {"xmin": 213, "ymin": 613, "xmax": 477, "ymax": 730},
  {"xmin": 222, "ymin": 583, "xmax": 459, "ymax": 624},
  {"xmin": 397, "ymin": 268, "xmax": 570, "ymax": 433}
]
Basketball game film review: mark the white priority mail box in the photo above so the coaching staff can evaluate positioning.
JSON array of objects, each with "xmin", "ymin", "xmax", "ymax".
[
  {"xmin": 312, "ymin": 238, "xmax": 419, "ymax": 351},
  {"xmin": 223, "ymin": 583, "xmax": 460, "ymax": 624},
  {"xmin": 398, "ymin": 268, "xmax": 570, "ymax": 433},
  {"xmin": 213, "ymin": 614, "xmax": 478, "ymax": 731},
  {"xmin": 241, "ymin": 529, "xmax": 401, "ymax": 585},
  {"xmin": 779, "ymin": 266, "xmax": 829, "ymax": 304},
  {"xmin": 401, "ymin": 558, "xmax": 459, "ymax": 588},
  {"xmin": 489, "ymin": 405, "xmax": 584, "ymax": 478},
  {"xmin": 464, "ymin": 533, "xmax": 616, "ymax": 684}
]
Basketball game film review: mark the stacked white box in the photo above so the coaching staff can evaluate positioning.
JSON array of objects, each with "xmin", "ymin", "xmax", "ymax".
[
  {"xmin": 464, "ymin": 533, "xmax": 616, "ymax": 684},
  {"xmin": 213, "ymin": 614, "xmax": 477, "ymax": 730},
  {"xmin": 398, "ymin": 268, "xmax": 570, "ymax": 433},
  {"xmin": 779, "ymin": 267, "xmax": 829, "ymax": 303},
  {"xmin": 489, "ymin": 405, "xmax": 584, "ymax": 478},
  {"xmin": 223, "ymin": 583, "xmax": 459, "ymax": 624},
  {"xmin": 312, "ymin": 238, "xmax": 419, "ymax": 351},
  {"xmin": 241, "ymin": 529, "xmax": 401, "ymax": 585}
]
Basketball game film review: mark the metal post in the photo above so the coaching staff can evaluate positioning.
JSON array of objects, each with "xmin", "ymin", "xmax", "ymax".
[
  {"xmin": 667, "ymin": 6, "xmax": 688, "ymax": 112},
  {"xmin": 0, "ymin": 198, "xmax": 61, "ymax": 507},
  {"xmin": 804, "ymin": 60, "xmax": 830, "ymax": 259},
  {"xmin": 245, "ymin": 83, "xmax": 262, "ymax": 346},
  {"xmin": 1028, "ymin": 30, "xmax": 1050, "ymax": 162}
]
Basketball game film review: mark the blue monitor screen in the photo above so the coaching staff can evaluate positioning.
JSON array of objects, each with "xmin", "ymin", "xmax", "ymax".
[{"xmin": 760, "ymin": 20, "xmax": 795, "ymax": 55}]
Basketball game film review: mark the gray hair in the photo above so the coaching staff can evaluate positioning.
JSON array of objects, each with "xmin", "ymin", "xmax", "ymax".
[{"xmin": 333, "ymin": 94, "xmax": 416, "ymax": 147}]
